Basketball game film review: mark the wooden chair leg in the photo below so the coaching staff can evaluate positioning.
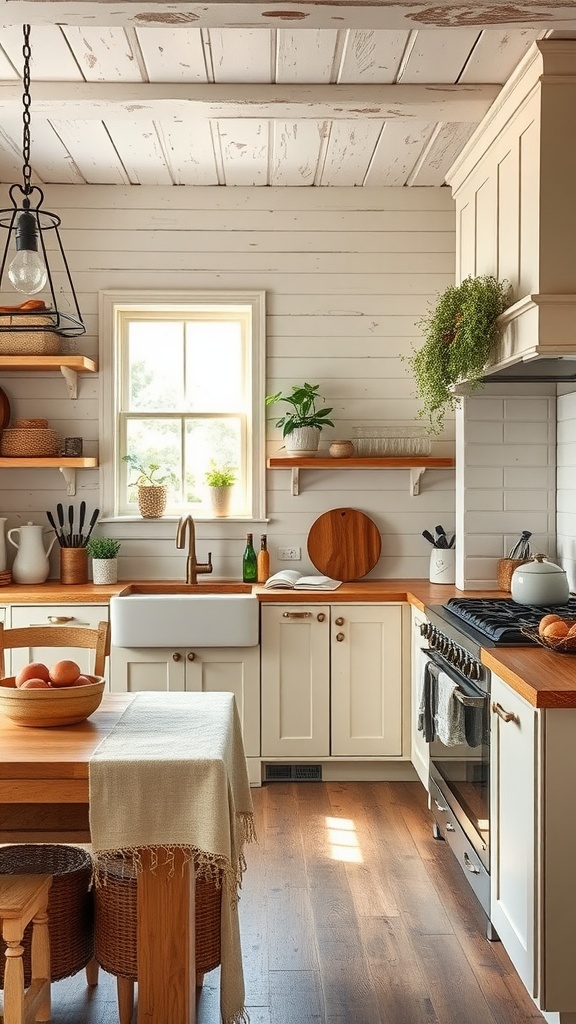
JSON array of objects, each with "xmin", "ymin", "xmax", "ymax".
[
  {"xmin": 3, "ymin": 936, "xmax": 26, "ymax": 1024},
  {"xmin": 30, "ymin": 904, "xmax": 51, "ymax": 1023},
  {"xmin": 116, "ymin": 976, "xmax": 135, "ymax": 1024},
  {"xmin": 85, "ymin": 956, "xmax": 99, "ymax": 986}
]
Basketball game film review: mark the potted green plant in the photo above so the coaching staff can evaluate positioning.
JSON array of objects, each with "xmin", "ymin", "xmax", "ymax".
[
  {"xmin": 122, "ymin": 454, "xmax": 175, "ymax": 518},
  {"xmin": 406, "ymin": 275, "xmax": 511, "ymax": 434},
  {"xmin": 265, "ymin": 382, "xmax": 335, "ymax": 455},
  {"xmin": 205, "ymin": 463, "xmax": 236, "ymax": 517},
  {"xmin": 86, "ymin": 536, "xmax": 121, "ymax": 585}
]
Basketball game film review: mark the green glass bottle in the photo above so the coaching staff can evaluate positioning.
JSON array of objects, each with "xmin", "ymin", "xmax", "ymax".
[{"xmin": 242, "ymin": 532, "xmax": 258, "ymax": 583}]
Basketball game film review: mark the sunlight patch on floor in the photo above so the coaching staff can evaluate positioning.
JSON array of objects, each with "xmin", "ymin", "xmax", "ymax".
[{"xmin": 325, "ymin": 815, "xmax": 363, "ymax": 862}]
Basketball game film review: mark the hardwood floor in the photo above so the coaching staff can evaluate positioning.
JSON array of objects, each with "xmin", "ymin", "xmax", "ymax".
[{"xmin": 47, "ymin": 781, "xmax": 544, "ymax": 1024}]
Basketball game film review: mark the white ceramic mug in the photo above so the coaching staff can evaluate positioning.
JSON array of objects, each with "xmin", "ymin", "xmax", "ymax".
[{"xmin": 429, "ymin": 547, "xmax": 455, "ymax": 585}]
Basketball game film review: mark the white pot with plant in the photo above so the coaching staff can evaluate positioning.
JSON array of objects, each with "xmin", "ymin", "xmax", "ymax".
[
  {"xmin": 122, "ymin": 454, "xmax": 174, "ymax": 518},
  {"xmin": 86, "ymin": 536, "xmax": 121, "ymax": 584},
  {"xmin": 205, "ymin": 463, "xmax": 236, "ymax": 517},
  {"xmin": 265, "ymin": 382, "xmax": 335, "ymax": 456}
]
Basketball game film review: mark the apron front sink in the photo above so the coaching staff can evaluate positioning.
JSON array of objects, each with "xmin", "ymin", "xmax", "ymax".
[{"xmin": 110, "ymin": 588, "xmax": 259, "ymax": 647}]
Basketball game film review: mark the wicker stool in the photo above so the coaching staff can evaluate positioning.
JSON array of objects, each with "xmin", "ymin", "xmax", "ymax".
[
  {"xmin": 0, "ymin": 873, "xmax": 51, "ymax": 1024},
  {"xmin": 95, "ymin": 856, "xmax": 222, "ymax": 1024},
  {"xmin": 0, "ymin": 845, "xmax": 95, "ymax": 989}
]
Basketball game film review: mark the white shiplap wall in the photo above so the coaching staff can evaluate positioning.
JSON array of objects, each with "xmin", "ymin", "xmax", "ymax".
[
  {"xmin": 557, "ymin": 391, "xmax": 576, "ymax": 593},
  {"xmin": 0, "ymin": 185, "xmax": 457, "ymax": 581}
]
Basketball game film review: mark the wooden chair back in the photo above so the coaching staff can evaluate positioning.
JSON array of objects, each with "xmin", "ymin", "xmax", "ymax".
[{"xmin": 0, "ymin": 621, "xmax": 110, "ymax": 678}]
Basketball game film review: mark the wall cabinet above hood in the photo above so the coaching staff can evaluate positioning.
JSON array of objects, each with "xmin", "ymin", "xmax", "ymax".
[{"xmin": 447, "ymin": 41, "xmax": 576, "ymax": 384}]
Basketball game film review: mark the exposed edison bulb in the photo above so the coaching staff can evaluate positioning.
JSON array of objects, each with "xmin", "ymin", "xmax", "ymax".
[{"xmin": 7, "ymin": 210, "xmax": 47, "ymax": 295}]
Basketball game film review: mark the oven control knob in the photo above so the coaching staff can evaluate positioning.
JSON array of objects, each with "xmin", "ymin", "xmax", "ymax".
[
  {"xmin": 470, "ymin": 662, "xmax": 481, "ymax": 681},
  {"xmin": 420, "ymin": 622, "xmax": 429, "ymax": 637},
  {"xmin": 462, "ymin": 659, "xmax": 472, "ymax": 678}
]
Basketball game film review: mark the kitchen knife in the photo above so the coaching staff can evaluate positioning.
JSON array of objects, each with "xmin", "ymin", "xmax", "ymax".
[
  {"xmin": 84, "ymin": 508, "xmax": 100, "ymax": 546},
  {"xmin": 46, "ymin": 510, "xmax": 64, "ymax": 547},
  {"xmin": 56, "ymin": 503, "xmax": 67, "ymax": 546},
  {"xmin": 78, "ymin": 500, "xmax": 86, "ymax": 547},
  {"xmin": 422, "ymin": 529, "xmax": 436, "ymax": 547},
  {"xmin": 68, "ymin": 504, "xmax": 74, "ymax": 547}
]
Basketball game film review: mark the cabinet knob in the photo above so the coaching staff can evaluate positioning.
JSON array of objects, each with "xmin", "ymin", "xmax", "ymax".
[
  {"xmin": 336, "ymin": 632, "xmax": 345, "ymax": 642},
  {"xmin": 187, "ymin": 651, "xmax": 195, "ymax": 662},
  {"xmin": 335, "ymin": 616, "xmax": 344, "ymax": 626},
  {"xmin": 172, "ymin": 652, "xmax": 182, "ymax": 662},
  {"xmin": 317, "ymin": 613, "xmax": 325, "ymax": 622}
]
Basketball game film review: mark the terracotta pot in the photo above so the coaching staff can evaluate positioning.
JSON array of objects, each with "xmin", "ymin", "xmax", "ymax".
[{"xmin": 137, "ymin": 485, "xmax": 167, "ymax": 519}]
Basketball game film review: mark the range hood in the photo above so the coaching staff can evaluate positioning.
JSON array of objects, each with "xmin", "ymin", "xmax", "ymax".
[{"xmin": 480, "ymin": 293, "xmax": 576, "ymax": 384}]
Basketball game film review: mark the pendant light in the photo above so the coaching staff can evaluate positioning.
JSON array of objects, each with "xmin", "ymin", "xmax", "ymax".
[{"xmin": 0, "ymin": 25, "xmax": 85, "ymax": 338}]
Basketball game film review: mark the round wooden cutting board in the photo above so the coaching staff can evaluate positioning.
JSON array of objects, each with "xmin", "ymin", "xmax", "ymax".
[
  {"xmin": 307, "ymin": 507, "xmax": 382, "ymax": 582},
  {"xmin": 0, "ymin": 387, "xmax": 10, "ymax": 431}
]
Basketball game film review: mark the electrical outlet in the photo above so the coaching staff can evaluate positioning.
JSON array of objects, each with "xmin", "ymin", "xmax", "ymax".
[{"xmin": 278, "ymin": 546, "xmax": 301, "ymax": 561}]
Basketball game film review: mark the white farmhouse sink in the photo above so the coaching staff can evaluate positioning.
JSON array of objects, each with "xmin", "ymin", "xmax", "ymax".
[{"xmin": 110, "ymin": 584, "xmax": 259, "ymax": 647}]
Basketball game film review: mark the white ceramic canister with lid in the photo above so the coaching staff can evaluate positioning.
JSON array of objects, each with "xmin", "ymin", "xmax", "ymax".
[{"xmin": 510, "ymin": 554, "xmax": 570, "ymax": 605}]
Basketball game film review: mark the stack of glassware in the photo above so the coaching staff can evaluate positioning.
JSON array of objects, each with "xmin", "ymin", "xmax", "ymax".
[{"xmin": 352, "ymin": 424, "xmax": 431, "ymax": 457}]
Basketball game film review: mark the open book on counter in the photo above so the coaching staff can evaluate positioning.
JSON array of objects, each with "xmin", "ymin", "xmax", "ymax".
[{"xmin": 263, "ymin": 569, "xmax": 342, "ymax": 591}]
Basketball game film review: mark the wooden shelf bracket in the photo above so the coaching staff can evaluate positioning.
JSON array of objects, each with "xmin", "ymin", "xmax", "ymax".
[
  {"xmin": 291, "ymin": 467, "xmax": 300, "ymax": 497},
  {"xmin": 59, "ymin": 466, "xmax": 78, "ymax": 495},
  {"xmin": 60, "ymin": 365, "xmax": 79, "ymax": 400},
  {"xmin": 409, "ymin": 467, "xmax": 426, "ymax": 496}
]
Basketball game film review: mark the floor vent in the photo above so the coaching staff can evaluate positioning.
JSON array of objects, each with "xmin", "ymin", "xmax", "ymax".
[{"xmin": 265, "ymin": 764, "xmax": 322, "ymax": 782}]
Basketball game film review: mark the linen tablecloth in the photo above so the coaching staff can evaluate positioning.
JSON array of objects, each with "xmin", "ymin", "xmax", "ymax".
[{"xmin": 89, "ymin": 691, "xmax": 255, "ymax": 1024}]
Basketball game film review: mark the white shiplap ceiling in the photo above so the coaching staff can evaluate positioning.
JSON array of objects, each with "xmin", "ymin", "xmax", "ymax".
[{"xmin": 0, "ymin": 1, "xmax": 575, "ymax": 187}]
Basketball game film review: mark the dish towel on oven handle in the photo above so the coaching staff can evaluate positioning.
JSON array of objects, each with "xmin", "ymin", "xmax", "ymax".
[
  {"xmin": 434, "ymin": 670, "xmax": 467, "ymax": 746},
  {"xmin": 417, "ymin": 648, "xmax": 438, "ymax": 742}
]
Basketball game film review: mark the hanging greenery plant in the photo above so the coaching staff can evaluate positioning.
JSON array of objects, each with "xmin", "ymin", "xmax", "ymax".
[{"xmin": 407, "ymin": 275, "xmax": 511, "ymax": 434}]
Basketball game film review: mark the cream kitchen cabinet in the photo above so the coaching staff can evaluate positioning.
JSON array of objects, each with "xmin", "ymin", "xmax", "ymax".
[
  {"xmin": 260, "ymin": 603, "xmax": 404, "ymax": 759},
  {"xmin": 109, "ymin": 644, "xmax": 260, "ymax": 758},
  {"xmin": 9, "ymin": 604, "xmax": 110, "ymax": 683},
  {"xmin": 490, "ymin": 673, "xmax": 576, "ymax": 1018},
  {"xmin": 410, "ymin": 606, "xmax": 430, "ymax": 788}
]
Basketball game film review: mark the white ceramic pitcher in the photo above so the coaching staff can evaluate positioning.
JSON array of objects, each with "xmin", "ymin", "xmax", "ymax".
[
  {"xmin": 0, "ymin": 517, "xmax": 6, "ymax": 573},
  {"xmin": 8, "ymin": 522, "xmax": 57, "ymax": 584}
]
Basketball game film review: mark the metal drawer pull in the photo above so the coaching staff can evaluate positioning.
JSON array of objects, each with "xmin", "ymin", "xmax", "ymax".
[
  {"xmin": 47, "ymin": 615, "xmax": 75, "ymax": 623},
  {"xmin": 454, "ymin": 690, "xmax": 485, "ymax": 707},
  {"xmin": 463, "ymin": 852, "xmax": 480, "ymax": 874},
  {"xmin": 187, "ymin": 652, "xmax": 195, "ymax": 661},
  {"xmin": 316, "ymin": 613, "xmax": 325, "ymax": 622},
  {"xmin": 336, "ymin": 632, "xmax": 345, "ymax": 642},
  {"xmin": 335, "ymin": 616, "xmax": 344, "ymax": 626},
  {"xmin": 172, "ymin": 652, "xmax": 182, "ymax": 662},
  {"xmin": 282, "ymin": 611, "xmax": 311, "ymax": 618},
  {"xmin": 491, "ymin": 701, "xmax": 516, "ymax": 723}
]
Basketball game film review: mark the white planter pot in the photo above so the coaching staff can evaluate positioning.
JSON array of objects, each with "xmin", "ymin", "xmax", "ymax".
[
  {"xmin": 209, "ymin": 485, "xmax": 233, "ymax": 518},
  {"xmin": 285, "ymin": 426, "xmax": 321, "ymax": 456},
  {"xmin": 92, "ymin": 558, "xmax": 118, "ymax": 585}
]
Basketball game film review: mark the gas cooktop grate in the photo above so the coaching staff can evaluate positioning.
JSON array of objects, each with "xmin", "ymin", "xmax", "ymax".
[{"xmin": 443, "ymin": 597, "xmax": 576, "ymax": 644}]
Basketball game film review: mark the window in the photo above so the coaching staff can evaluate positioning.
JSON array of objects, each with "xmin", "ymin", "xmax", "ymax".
[{"xmin": 99, "ymin": 290, "xmax": 266, "ymax": 521}]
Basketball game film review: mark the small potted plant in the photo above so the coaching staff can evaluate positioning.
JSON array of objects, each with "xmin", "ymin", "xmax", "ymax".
[
  {"xmin": 205, "ymin": 463, "xmax": 236, "ymax": 518},
  {"xmin": 406, "ymin": 275, "xmax": 511, "ymax": 434},
  {"xmin": 122, "ymin": 454, "xmax": 175, "ymax": 518},
  {"xmin": 265, "ymin": 382, "xmax": 335, "ymax": 455},
  {"xmin": 86, "ymin": 536, "xmax": 121, "ymax": 585}
]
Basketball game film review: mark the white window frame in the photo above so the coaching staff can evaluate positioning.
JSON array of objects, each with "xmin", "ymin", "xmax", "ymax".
[{"xmin": 99, "ymin": 289, "xmax": 266, "ymax": 527}]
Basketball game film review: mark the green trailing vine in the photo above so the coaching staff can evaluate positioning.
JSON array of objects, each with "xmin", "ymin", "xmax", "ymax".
[{"xmin": 407, "ymin": 275, "xmax": 511, "ymax": 434}]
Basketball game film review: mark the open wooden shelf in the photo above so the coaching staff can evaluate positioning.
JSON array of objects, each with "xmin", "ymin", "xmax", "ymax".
[
  {"xmin": 267, "ymin": 455, "xmax": 455, "ymax": 496},
  {"xmin": 0, "ymin": 457, "xmax": 98, "ymax": 496},
  {"xmin": 0, "ymin": 355, "xmax": 97, "ymax": 399}
]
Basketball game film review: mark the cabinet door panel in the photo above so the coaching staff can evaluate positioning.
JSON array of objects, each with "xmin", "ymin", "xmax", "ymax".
[
  {"xmin": 184, "ymin": 647, "xmax": 260, "ymax": 757},
  {"xmin": 261, "ymin": 606, "xmax": 329, "ymax": 757},
  {"xmin": 331, "ymin": 604, "xmax": 403, "ymax": 757},
  {"xmin": 490, "ymin": 674, "xmax": 536, "ymax": 995},
  {"xmin": 10, "ymin": 604, "xmax": 109, "ymax": 682},
  {"xmin": 109, "ymin": 647, "xmax": 185, "ymax": 692},
  {"xmin": 411, "ymin": 607, "xmax": 430, "ymax": 786}
]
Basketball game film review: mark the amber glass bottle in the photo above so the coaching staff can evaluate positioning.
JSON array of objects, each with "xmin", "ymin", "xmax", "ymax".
[{"xmin": 257, "ymin": 534, "xmax": 270, "ymax": 583}]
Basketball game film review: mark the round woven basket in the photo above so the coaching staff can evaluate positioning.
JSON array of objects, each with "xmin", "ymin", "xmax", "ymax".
[
  {"xmin": 137, "ymin": 484, "xmax": 167, "ymax": 518},
  {"xmin": 0, "ymin": 315, "xmax": 61, "ymax": 355},
  {"xmin": 95, "ymin": 855, "xmax": 222, "ymax": 980},
  {"xmin": 0, "ymin": 427, "xmax": 61, "ymax": 457},
  {"xmin": 0, "ymin": 844, "xmax": 94, "ymax": 986}
]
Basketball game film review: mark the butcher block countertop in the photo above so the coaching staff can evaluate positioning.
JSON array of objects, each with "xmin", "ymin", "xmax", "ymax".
[{"xmin": 1, "ymin": 579, "xmax": 575, "ymax": 709}]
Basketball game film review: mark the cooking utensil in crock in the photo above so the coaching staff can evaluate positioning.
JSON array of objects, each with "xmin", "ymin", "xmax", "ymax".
[{"xmin": 510, "ymin": 554, "xmax": 570, "ymax": 606}]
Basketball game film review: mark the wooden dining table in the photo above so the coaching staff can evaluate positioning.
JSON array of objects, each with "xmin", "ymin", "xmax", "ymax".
[{"xmin": 0, "ymin": 694, "xmax": 197, "ymax": 1024}]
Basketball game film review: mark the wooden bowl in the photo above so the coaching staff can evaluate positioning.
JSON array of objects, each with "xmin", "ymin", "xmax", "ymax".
[{"xmin": 0, "ymin": 675, "xmax": 105, "ymax": 727}]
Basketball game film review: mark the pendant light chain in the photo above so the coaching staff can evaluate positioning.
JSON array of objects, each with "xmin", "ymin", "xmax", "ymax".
[{"xmin": 21, "ymin": 24, "xmax": 32, "ymax": 197}]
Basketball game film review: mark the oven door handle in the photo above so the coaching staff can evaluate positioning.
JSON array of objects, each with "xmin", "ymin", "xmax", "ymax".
[
  {"xmin": 453, "ymin": 690, "xmax": 486, "ymax": 708},
  {"xmin": 425, "ymin": 649, "xmax": 487, "ymax": 706}
]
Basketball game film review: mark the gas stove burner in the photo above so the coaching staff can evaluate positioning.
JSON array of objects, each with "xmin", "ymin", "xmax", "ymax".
[{"xmin": 443, "ymin": 597, "xmax": 576, "ymax": 645}]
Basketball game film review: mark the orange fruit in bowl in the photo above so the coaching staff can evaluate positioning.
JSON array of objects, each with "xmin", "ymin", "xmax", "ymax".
[
  {"xmin": 543, "ymin": 621, "xmax": 569, "ymax": 639},
  {"xmin": 49, "ymin": 660, "xmax": 81, "ymax": 687},
  {"xmin": 15, "ymin": 662, "xmax": 50, "ymax": 687},
  {"xmin": 538, "ymin": 614, "xmax": 564, "ymax": 636},
  {"xmin": 68, "ymin": 674, "xmax": 93, "ymax": 687},
  {"xmin": 20, "ymin": 678, "xmax": 51, "ymax": 688}
]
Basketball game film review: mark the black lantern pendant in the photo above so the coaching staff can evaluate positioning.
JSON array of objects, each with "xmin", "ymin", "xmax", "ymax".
[{"xmin": 0, "ymin": 25, "xmax": 85, "ymax": 338}]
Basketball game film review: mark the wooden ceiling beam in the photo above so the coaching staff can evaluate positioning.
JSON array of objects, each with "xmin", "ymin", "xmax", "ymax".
[
  {"xmin": 3, "ymin": 1, "xmax": 576, "ymax": 30},
  {"xmin": 0, "ymin": 82, "xmax": 500, "ymax": 122}
]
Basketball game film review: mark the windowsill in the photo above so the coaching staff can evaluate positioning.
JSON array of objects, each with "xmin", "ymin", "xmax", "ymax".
[{"xmin": 98, "ymin": 515, "xmax": 270, "ymax": 538}]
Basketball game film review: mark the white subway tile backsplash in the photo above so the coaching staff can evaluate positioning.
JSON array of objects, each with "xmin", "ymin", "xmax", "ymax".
[
  {"xmin": 503, "ymin": 421, "xmax": 550, "ymax": 444},
  {"xmin": 504, "ymin": 466, "xmax": 554, "ymax": 489},
  {"xmin": 465, "ymin": 467, "xmax": 504, "ymax": 488},
  {"xmin": 464, "ymin": 421, "xmax": 503, "ymax": 444},
  {"xmin": 465, "ymin": 511, "xmax": 550, "ymax": 534},
  {"xmin": 466, "ymin": 398, "xmax": 504, "ymax": 421},
  {"xmin": 504, "ymin": 490, "xmax": 551, "ymax": 511},
  {"xmin": 503, "ymin": 397, "xmax": 552, "ymax": 421},
  {"xmin": 464, "ymin": 491, "xmax": 504, "ymax": 512},
  {"xmin": 465, "ymin": 444, "xmax": 551, "ymax": 467}
]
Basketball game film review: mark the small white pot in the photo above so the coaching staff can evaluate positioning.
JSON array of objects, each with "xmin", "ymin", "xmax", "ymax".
[
  {"xmin": 92, "ymin": 558, "xmax": 118, "ymax": 585},
  {"xmin": 429, "ymin": 547, "xmax": 455, "ymax": 585},
  {"xmin": 285, "ymin": 426, "xmax": 321, "ymax": 456},
  {"xmin": 511, "ymin": 554, "xmax": 570, "ymax": 605},
  {"xmin": 209, "ymin": 485, "xmax": 233, "ymax": 518}
]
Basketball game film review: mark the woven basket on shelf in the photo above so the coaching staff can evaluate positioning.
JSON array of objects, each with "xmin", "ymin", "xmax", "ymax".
[
  {"xmin": 497, "ymin": 557, "xmax": 529, "ymax": 592},
  {"xmin": 0, "ymin": 314, "xmax": 62, "ymax": 355},
  {"xmin": 0, "ymin": 427, "xmax": 61, "ymax": 457},
  {"xmin": 0, "ymin": 844, "xmax": 94, "ymax": 986},
  {"xmin": 95, "ymin": 855, "xmax": 222, "ymax": 980}
]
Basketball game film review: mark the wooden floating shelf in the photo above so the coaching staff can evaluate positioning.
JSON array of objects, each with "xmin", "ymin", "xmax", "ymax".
[
  {"xmin": 267, "ymin": 456, "xmax": 455, "ymax": 496},
  {"xmin": 0, "ymin": 355, "xmax": 97, "ymax": 399},
  {"xmin": 0, "ymin": 457, "xmax": 98, "ymax": 496}
]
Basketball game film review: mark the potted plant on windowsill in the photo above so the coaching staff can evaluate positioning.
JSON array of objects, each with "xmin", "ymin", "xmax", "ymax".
[
  {"xmin": 86, "ymin": 536, "xmax": 121, "ymax": 584},
  {"xmin": 205, "ymin": 463, "xmax": 236, "ymax": 518},
  {"xmin": 265, "ymin": 382, "xmax": 335, "ymax": 456},
  {"xmin": 406, "ymin": 275, "xmax": 511, "ymax": 434},
  {"xmin": 122, "ymin": 454, "xmax": 175, "ymax": 518}
]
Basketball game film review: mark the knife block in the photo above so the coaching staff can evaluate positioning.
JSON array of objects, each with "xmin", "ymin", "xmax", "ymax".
[{"xmin": 60, "ymin": 547, "xmax": 88, "ymax": 585}]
